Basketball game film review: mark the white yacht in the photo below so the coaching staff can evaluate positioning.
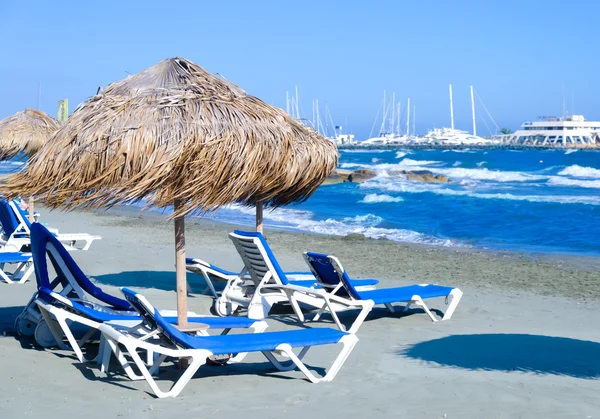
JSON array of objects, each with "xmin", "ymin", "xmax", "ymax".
[
  {"xmin": 422, "ymin": 128, "xmax": 494, "ymax": 145},
  {"xmin": 363, "ymin": 92, "xmax": 411, "ymax": 145},
  {"xmin": 419, "ymin": 85, "xmax": 498, "ymax": 146},
  {"xmin": 502, "ymin": 115, "xmax": 600, "ymax": 147},
  {"xmin": 328, "ymin": 126, "xmax": 355, "ymax": 145}
]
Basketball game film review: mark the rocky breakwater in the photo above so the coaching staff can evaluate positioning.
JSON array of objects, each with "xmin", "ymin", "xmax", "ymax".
[{"xmin": 323, "ymin": 169, "xmax": 450, "ymax": 185}]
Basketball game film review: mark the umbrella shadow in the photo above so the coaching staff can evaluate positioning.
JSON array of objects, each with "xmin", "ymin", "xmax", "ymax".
[
  {"xmin": 0, "ymin": 305, "xmax": 26, "ymax": 335},
  {"xmin": 92, "ymin": 270, "xmax": 216, "ymax": 294},
  {"xmin": 399, "ymin": 333, "xmax": 600, "ymax": 379},
  {"xmin": 274, "ymin": 305, "xmax": 439, "ymax": 330}
]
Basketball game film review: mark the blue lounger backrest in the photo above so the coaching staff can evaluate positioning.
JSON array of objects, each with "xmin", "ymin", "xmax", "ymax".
[
  {"xmin": 304, "ymin": 252, "xmax": 361, "ymax": 300},
  {"xmin": 231, "ymin": 230, "xmax": 291, "ymax": 285},
  {"xmin": 121, "ymin": 287, "xmax": 188, "ymax": 349},
  {"xmin": 0, "ymin": 199, "xmax": 21, "ymax": 238},
  {"xmin": 30, "ymin": 223, "xmax": 132, "ymax": 311}
]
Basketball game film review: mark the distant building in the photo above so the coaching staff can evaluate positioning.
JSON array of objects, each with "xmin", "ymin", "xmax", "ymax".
[{"xmin": 502, "ymin": 115, "xmax": 600, "ymax": 147}]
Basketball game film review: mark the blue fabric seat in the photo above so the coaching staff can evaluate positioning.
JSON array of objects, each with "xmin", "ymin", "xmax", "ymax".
[
  {"xmin": 124, "ymin": 287, "xmax": 346, "ymax": 355},
  {"xmin": 356, "ymin": 285, "xmax": 456, "ymax": 304},
  {"xmin": 0, "ymin": 252, "xmax": 32, "ymax": 263}
]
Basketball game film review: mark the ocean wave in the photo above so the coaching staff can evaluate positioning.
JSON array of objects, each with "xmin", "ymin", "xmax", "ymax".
[
  {"xmin": 435, "ymin": 167, "xmax": 546, "ymax": 182},
  {"xmin": 399, "ymin": 158, "xmax": 441, "ymax": 166},
  {"xmin": 558, "ymin": 165, "xmax": 600, "ymax": 178},
  {"xmin": 452, "ymin": 161, "xmax": 461, "ymax": 167},
  {"xmin": 359, "ymin": 193, "xmax": 404, "ymax": 203},
  {"xmin": 395, "ymin": 151, "xmax": 410, "ymax": 159},
  {"xmin": 360, "ymin": 179, "xmax": 600, "ymax": 205},
  {"xmin": 339, "ymin": 163, "xmax": 363, "ymax": 169},
  {"xmin": 372, "ymin": 158, "xmax": 382, "ymax": 163},
  {"xmin": 476, "ymin": 161, "xmax": 486, "ymax": 167},
  {"xmin": 565, "ymin": 149, "xmax": 578, "ymax": 155},
  {"xmin": 548, "ymin": 176, "xmax": 600, "ymax": 189},
  {"xmin": 212, "ymin": 205, "xmax": 459, "ymax": 247},
  {"xmin": 443, "ymin": 149, "xmax": 475, "ymax": 153}
]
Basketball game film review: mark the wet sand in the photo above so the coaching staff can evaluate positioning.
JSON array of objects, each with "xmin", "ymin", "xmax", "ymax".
[{"xmin": 0, "ymin": 205, "xmax": 599, "ymax": 418}]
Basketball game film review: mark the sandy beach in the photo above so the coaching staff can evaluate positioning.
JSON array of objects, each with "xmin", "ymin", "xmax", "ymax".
[{"xmin": 1, "ymin": 205, "xmax": 599, "ymax": 418}]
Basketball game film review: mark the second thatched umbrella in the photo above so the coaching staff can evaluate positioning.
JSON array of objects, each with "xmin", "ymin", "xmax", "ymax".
[
  {"xmin": 0, "ymin": 108, "xmax": 61, "ymax": 221},
  {"xmin": 1, "ymin": 57, "xmax": 338, "ymax": 325}
]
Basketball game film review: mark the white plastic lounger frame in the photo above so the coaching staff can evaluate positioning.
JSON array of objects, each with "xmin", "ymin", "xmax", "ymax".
[
  {"xmin": 0, "ymin": 255, "xmax": 34, "ymax": 284},
  {"xmin": 219, "ymin": 232, "xmax": 340, "ymax": 319},
  {"xmin": 98, "ymin": 293, "xmax": 359, "ymax": 398},
  {"xmin": 185, "ymin": 257, "xmax": 315, "ymax": 299},
  {"xmin": 34, "ymin": 290, "xmax": 267, "ymax": 364},
  {"xmin": 305, "ymin": 253, "xmax": 463, "ymax": 328},
  {"xmin": 6, "ymin": 200, "xmax": 101, "ymax": 251}
]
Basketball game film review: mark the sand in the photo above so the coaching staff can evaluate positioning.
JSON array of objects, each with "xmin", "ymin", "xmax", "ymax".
[{"xmin": 1, "ymin": 205, "xmax": 599, "ymax": 418}]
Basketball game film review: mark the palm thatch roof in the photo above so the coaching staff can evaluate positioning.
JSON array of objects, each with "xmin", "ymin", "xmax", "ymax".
[
  {"xmin": 0, "ymin": 109, "xmax": 60, "ymax": 160},
  {"xmin": 1, "ymin": 57, "xmax": 338, "ymax": 216}
]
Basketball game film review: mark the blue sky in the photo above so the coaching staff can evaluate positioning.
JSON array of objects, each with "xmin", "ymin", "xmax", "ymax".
[{"xmin": 0, "ymin": 0, "xmax": 598, "ymax": 139}]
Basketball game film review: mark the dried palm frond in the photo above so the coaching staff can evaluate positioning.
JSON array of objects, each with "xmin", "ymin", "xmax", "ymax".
[
  {"xmin": 0, "ymin": 109, "xmax": 60, "ymax": 159},
  {"xmin": 1, "ymin": 57, "xmax": 338, "ymax": 216}
]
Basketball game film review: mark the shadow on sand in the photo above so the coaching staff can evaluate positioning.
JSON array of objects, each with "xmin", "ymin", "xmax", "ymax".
[
  {"xmin": 91, "ymin": 270, "xmax": 221, "ymax": 294},
  {"xmin": 0, "ymin": 305, "xmax": 26, "ymax": 335},
  {"xmin": 399, "ymin": 333, "xmax": 600, "ymax": 379}
]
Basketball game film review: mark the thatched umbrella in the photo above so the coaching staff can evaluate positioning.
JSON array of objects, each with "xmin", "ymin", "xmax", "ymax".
[
  {"xmin": 0, "ymin": 109, "xmax": 61, "ymax": 221},
  {"xmin": 1, "ymin": 57, "xmax": 338, "ymax": 326}
]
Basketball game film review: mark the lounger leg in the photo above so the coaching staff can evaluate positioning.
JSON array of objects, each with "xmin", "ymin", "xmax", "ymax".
[
  {"xmin": 411, "ymin": 297, "xmax": 438, "ymax": 323},
  {"xmin": 16, "ymin": 262, "xmax": 34, "ymax": 284},
  {"xmin": 38, "ymin": 308, "xmax": 70, "ymax": 350},
  {"xmin": 266, "ymin": 335, "xmax": 359, "ymax": 383},
  {"xmin": 384, "ymin": 303, "xmax": 395, "ymax": 313},
  {"xmin": 0, "ymin": 269, "xmax": 14, "ymax": 284},
  {"xmin": 124, "ymin": 344, "xmax": 208, "ymax": 398},
  {"xmin": 442, "ymin": 289, "xmax": 463, "ymax": 321}
]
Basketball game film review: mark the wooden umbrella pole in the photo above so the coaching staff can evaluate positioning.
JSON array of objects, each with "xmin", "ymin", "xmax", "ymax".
[
  {"xmin": 28, "ymin": 196, "xmax": 34, "ymax": 223},
  {"xmin": 174, "ymin": 200, "xmax": 188, "ymax": 327},
  {"xmin": 256, "ymin": 200, "xmax": 263, "ymax": 234}
]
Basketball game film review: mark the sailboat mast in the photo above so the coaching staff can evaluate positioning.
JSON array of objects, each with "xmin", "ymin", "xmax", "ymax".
[
  {"xmin": 378, "ymin": 90, "xmax": 387, "ymax": 135},
  {"xmin": 406, "ymin": 98, "xmax": 411, "ymax": 137},
  {"xmin": 470, "ymin": 85, "xmax": 477, "ymax": 136},
  {"xmin": 413, "ymin": 105, "xmax": 416, "ymax": 136},
  {"xmin": 396, "ymin": 101, "xmax": 401, "ymax": 135},
  {"xmin": 390, "ymin": 92, "xmax": 395, "ymax": 135},
  {"xmin": 449, "ymin": 84, "xmax": 455, "ymax": 130}
]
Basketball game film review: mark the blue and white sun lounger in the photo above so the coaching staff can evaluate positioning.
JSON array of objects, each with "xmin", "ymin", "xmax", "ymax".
[
  {"xmin": 35, "ymin": 286, "xmax": 266, "ymax": 364},
  {"xmin": 303, "ymin": 252, "xmax": 463, "ymax": 328},
  {"xmin": 17, "ymin": 223, "xmax": 266, "ymax": 353},
  {"xmin": 185, "ymin": 257, "xmax": 315, "ymax": 299},
  {"xmin": 0, "ymin": 199, "xmax": 101, "ymax": 252},
  {"xmin": 0, "ymin": 251, "xmax": 34, "ymax": 284},
  {"xmin": 98, "ymin": 288, "xmax": 359, "ymax": 398},
  {"xmin": 217, "ymin": 230, "xmax": 376, "ymax": 321}
]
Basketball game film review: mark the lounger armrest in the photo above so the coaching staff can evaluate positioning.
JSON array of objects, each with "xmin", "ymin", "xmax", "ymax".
[{"xmin": 263, "ymin": 284, "xmax": 374, "ymax": 334}]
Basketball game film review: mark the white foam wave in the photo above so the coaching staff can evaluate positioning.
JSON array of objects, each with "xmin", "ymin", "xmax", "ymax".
[
  {"xmin": 339, "ymin": 163, "xmax": 362, "ymax": 169},
  {"xmin": 452, "ymin": 161, "xmax": 461, "ymax": 167},
  {"xmin": 360, "ymin": 178, "xmax": 600, "ymax": 205},
  {"xmin": 565, "ymin": 149, "xmax": 578, "ymax": 155},
  {"xmin": 360, "ymin": 193, "xmax": 404, "ymax": 203},
  {"xmin": 558, "ymin": 165, "xmax": 600, "ymax": 179},
  {"xmin": 399, "ymin": 158, "xmax": 440, "ymax": 166},
  {"xmin": 476, "ymin": 161, "xmax": 486, "ymax": 167},
  {"xmin": 215, "ymin": 205, "xmax": 459, "ymax": 247},
  {"xmin": 548, "ymin": 177, "xmax": 600, "ymax": 189},
  {"xmin": 372, "ymin": 158, "xmax": 382, "ymax": 163},
  {"xmin": 436, "ymin": 167, "xmax": 545, "ymax": 182},
  {"xmin": 395, "ymin": 151, "xmax": 409, "ymax": 159}
]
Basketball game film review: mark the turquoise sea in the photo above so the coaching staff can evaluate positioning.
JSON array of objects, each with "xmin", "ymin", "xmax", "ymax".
[{"xmin": 203, "ymin": 148, "xmax": 600, "ymax": 256}]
